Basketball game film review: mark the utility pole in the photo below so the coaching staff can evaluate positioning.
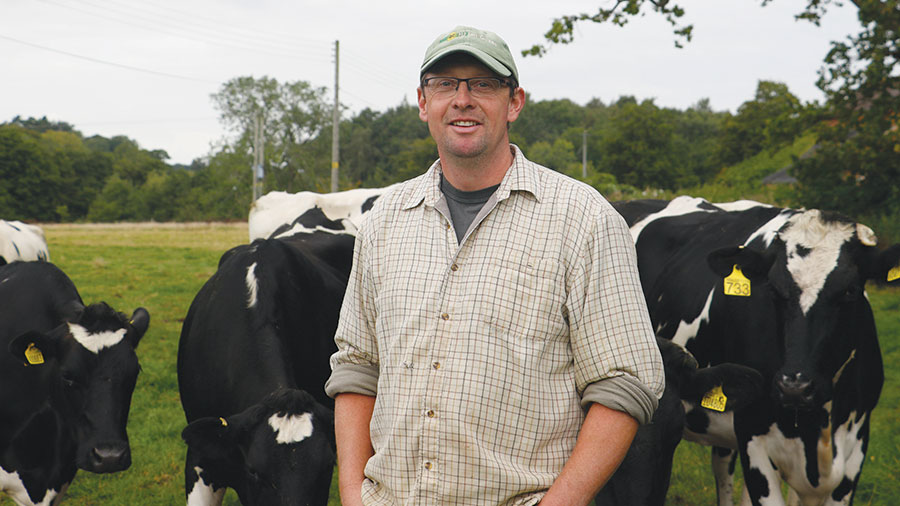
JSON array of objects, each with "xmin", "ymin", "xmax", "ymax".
[
  {"xmin": 331, "ymin": 40, "xmax": 340, "ymax": 193},
  {"xmin": 253, "ymin": 114, "xmax": 264, "ymax": 201},
  {"xmin": 582, "ymin": 129, "xmax": 588, "ymax": 179}
]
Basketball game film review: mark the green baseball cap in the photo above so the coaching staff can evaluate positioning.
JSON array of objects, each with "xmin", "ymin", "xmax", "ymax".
[{"xmin": 420, "ymin": 26, "xmax": 519, "ymax": 84}]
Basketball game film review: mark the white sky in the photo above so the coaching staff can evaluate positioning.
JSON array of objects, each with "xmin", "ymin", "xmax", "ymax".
[{"xmin": 2, "ymin": 0, "xmax": 861, "ymax": 165}]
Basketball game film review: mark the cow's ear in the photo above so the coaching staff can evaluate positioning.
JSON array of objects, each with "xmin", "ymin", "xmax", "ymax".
[
  {"xmin": 8, "ymin": 329, "xmax": 62, "ymax": 366},
  {"xmin": 707, "ymin": 246, "xmax": 773, "ymax": 281},
  {"xmin": 182, "ymin": 416, "xmax": 240, "ymax": 463},
  {"xmin": 59, "ymin": 300, "xmax": 85, "ymax": 323},
  {"xmin": 127, "ymin": 308, "xmax": 150, "ymax": 349},
  {"xmin": 684, "ymin": 363, "xmax": 764, "ymax": 412},
  {"xmin": 657, "ymin": 338, "xmax": 697, "ymax": 374},
  {"xmin": 874, "ymin": 244, "xmax": 900, "ymax": 285}
]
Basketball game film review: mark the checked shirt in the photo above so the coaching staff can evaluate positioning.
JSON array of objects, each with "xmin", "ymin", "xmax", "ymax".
[{"xmin": 326, "ymin": 146, "xmax": 664, "ymax": 506}]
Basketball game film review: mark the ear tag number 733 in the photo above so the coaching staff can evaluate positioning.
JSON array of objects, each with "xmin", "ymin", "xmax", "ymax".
[{"xmin": 724, "ymin": 265, "xmax": 751, "ymax": 297}]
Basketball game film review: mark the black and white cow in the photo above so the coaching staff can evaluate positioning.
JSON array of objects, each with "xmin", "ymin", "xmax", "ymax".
[
  {"xmin": 0, "ymin": 221, "xmax": 49, "ymax": 265},
  {"xmin": 248, "ymin": 185, "xmax": 393, "ymax": 241},
  {"xmin": 613, "ymin": 196, "xmax": 900, "ymax": 506},
  {"xmin": 0, "ymin": 261, "xmax": 149, "ymax": 506},
  {"xmin": 596, "ymin": 338, "xmax": 764, "ymax": 506},
  {"xmin": 178, "ymin": 214, "xmax": 354, "ymax": 505}
]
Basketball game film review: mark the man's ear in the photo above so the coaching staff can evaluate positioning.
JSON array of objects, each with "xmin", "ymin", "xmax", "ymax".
[
  {"xmin": 417, "ymin": 87, "xmax": 428, "ymax": 122},
  {"xmin": 506, "ymin": 87, "xmax": 526, "ymax": 123},
  {"xmin": 9, "ymin": 328, "xmax": 63, "ymax": 366},
  {"xmin": 506, "ymin": 86, "xmax": 526, "ymax": 123}
]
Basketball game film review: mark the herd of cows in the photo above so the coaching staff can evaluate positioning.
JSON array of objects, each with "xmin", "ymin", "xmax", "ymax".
[{"xmin": 0, "ymin": 190, "xmax": 898, "ymax": 506}]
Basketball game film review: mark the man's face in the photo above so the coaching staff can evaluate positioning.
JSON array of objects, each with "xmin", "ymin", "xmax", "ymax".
[{"xmin": 417, "ymin": 56, "xmax": 524, "ymax": 163}]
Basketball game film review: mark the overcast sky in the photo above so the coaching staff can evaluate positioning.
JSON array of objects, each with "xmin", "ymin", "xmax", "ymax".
[{"xmin": 2, "ymin": 0, "xmax": 861, "ymax": 165}]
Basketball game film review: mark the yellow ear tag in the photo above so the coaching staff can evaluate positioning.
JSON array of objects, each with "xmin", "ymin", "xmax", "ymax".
[
  {"xmin": 701, "ymin": 385, "xmax": 728, "ymax": 412},
  {"xmin": 724, "ymin": 265, "xmax": 751, "ymax": 297},
  {"xmin": 25, "ymin": 343, "xmax": 45, "ymax": 365},
  {"xmin": 219, "ymin": 417, "xmax": 228, "ymax": 427},
  {"xmin": 888, "ymin": 265, "xmax": 900, "ymax": 282}
]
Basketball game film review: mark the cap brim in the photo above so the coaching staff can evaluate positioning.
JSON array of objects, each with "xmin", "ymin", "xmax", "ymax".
[{"xmin": 420, "ymin": 46, "xmax": 512, "ymax": 79}]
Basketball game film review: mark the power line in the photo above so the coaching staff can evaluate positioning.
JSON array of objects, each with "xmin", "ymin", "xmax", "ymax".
[
  {"xmin": 342, "ymin": 47, "xmax": 411, "ymax": 88},
  {"xmin": 33, "ymin": 0, "xmax": 330, "ymax": 62},
  {"xmin": 71, "ymin": 0, "xmax": 329, "ymax": 55},
  {"xmin": 132, "ymin": 0, "xmax": 331, "ymax": 51},
  {"xmin": 77, "ymin": 117, "xmax": 217, "ymax": 127},
  {"xmin": 0, "ymin": 34, "xmax": 217, "ymax": 84}
]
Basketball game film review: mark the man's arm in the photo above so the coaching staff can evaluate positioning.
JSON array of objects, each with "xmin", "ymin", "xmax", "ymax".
[
  {"xmin": 539, "ymin": 402, "xmax": 638, "ymax": 506},
  {"xmin": 335, "ymin": 392, "xmax": 376, "ymax": 506}
]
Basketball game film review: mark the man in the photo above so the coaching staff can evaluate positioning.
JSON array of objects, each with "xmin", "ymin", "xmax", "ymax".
[{"xmin": 326, "ymin": 26, "xmax": 664, "ymax": 506}]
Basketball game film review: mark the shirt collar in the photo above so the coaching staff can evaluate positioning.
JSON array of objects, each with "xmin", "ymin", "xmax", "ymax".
[{"xmin": 401, "ymin": 144, "xmax": 543, "ymax": 210}]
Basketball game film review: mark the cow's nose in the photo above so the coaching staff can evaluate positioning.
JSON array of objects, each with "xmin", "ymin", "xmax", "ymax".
[
  {"xmin": 88, "ymin": 443, "xmax": 131, "ymax": 473},
  {"xmin": 774, "ymin": 372, "xmax": 815, "ymax": 408}
]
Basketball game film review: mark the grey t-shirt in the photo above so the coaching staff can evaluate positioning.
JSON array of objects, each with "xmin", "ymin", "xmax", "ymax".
[{"xmin": 440, "ymin": 175, "xmax": 500, "ymax": 244}]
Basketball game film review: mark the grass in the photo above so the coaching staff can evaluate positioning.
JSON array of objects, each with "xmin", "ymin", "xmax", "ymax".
[{"xmin": 1, "ymin": 223, "xmax": 898, "ymax": 505}]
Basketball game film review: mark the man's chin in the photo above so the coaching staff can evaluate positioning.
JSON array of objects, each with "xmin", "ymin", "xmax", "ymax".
[{"xmin": 442, "ymin": 141, "xmax": 488, "ymax": 160}]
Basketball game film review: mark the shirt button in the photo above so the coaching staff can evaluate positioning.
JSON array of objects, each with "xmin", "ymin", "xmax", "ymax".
[
  {"xmin": 426, "ymin": 409, "xmax": 436, "ymax": 418},
  {"xmin": 450, "ymin": 263, "xmax": 459, "ymax": 271},
  {"xmin": 424, "ymin": 461, "xmax": 433, "ymax": 470},
  {"xmin": 432, "ymin": 361, "xmax": 441, "ymax": 370},
  {"xmin": 441, "ymin": 313, "xmax": 450, "ymax": 321}
]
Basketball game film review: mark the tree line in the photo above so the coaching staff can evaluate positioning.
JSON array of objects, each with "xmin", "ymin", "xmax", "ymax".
[
  {"xmin": 2, "ymin": 1, "xmax": 896, "ymax": 236},
  {"xmin": 0, "ymin": 78, "xmax": 822, "ymax": 220}
]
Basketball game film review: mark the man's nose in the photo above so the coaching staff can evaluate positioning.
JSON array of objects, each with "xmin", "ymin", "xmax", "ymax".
[{"xmin": 452, "ymin": 82, "xmax": 474, "ymax": 107}]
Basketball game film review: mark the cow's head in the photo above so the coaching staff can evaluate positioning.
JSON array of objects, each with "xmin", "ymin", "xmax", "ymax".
[
  {"xmin": 708, "ymin": 210, "xmax": 900, "ymax": 411},
  {"xmin": 182, "ymin": 388, "xmax": 335, "ymax": 506},
  {"xmin": 656, "ymin": 339, "xmax": 764, "ymax": 448},
  {"xmin": 8, "ymin": 302, "xmax": 150, "ymax": 473}
]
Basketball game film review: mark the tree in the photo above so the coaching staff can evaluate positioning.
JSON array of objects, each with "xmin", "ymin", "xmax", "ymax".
[
  {"xmin": 528, "ymin": 138, "xmax": 583, "ymax": 176},
  {"xmin": 511, "ymin": 97, "xmax": 585, "ymax": 147},
  {"xmin": 598, "ymin": 99, "xmax": 689, "ymax": 189},
  {"xmin": 526, "ymin": 0, "xmax": 900, "ymax": 219},
  {"xmin": 211, "ymin": 76, "xmax": 331, "ymax": 194},
  {"xmin": 794, "ymin": 0, "xmax": 900, "ymax": 216},
  {"xmin": 6, "ymin": 115, "xmax": 77, "ymax": 134},
  {"xmin": 39, "ymin": 130, "xmax": 113, "ymax": 220},
  {"xmin": 716, "ymin": 81, "xmax": 805, "ymax": 166}
]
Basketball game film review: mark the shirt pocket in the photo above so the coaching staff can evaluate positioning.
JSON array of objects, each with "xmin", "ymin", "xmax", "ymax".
[{"xmin": 479, "ymin": 257, "xmax": 566, "ymax": 341}]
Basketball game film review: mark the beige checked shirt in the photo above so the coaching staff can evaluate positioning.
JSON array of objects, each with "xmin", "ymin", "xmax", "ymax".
[{"xmin": 326, "ymin": 146, "xmax": 664, "ymax": 506}]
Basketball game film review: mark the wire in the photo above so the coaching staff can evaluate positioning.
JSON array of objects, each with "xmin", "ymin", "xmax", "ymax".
[
  {"xmin": 131, "ymin": 0, "xmax": 331, "ymax": 51},
  {"xmin": 78, "ymin": 117, "xmax": 218, "ymax": 126},
  {"xmin": 72, "ymin": 0, "xmax": 328, "ymax": 55},
  {"xmin": 0, "ymin": 34, "xmax": 218, "ymax": 84},
  {"xmin": 33, "ymin": 0, "xmax": 330, "ymax": 62}
]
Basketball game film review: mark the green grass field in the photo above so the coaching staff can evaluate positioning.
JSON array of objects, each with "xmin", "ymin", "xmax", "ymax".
[{"xmin": 2, "ymin": 223, "xmax": 898, "ymax": 505}]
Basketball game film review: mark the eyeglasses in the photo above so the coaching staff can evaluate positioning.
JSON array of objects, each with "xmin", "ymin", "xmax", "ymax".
[{"xmin": 421, "ymin": 77, "xmax": 514, "ymax": 98}]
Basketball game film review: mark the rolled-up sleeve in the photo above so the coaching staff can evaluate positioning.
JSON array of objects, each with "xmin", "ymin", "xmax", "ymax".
[
  {"xmin": 325, "ymin": 227, "xmax": 381, "ymax": 399},
  {"xmin": 567, "ymin": 207, "xmax": 664, "ymax": 424}
]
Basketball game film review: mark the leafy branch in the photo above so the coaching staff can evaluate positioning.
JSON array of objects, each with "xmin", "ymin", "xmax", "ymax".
[{"xmin": 523, "ymin": 0, "xmax": 848, "ymax": 57}]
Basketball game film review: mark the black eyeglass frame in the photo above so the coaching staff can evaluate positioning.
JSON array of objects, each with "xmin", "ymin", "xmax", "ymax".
[{"xmin": 420, "ymin": 76, "xmax": 517, "ymax": 95}]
